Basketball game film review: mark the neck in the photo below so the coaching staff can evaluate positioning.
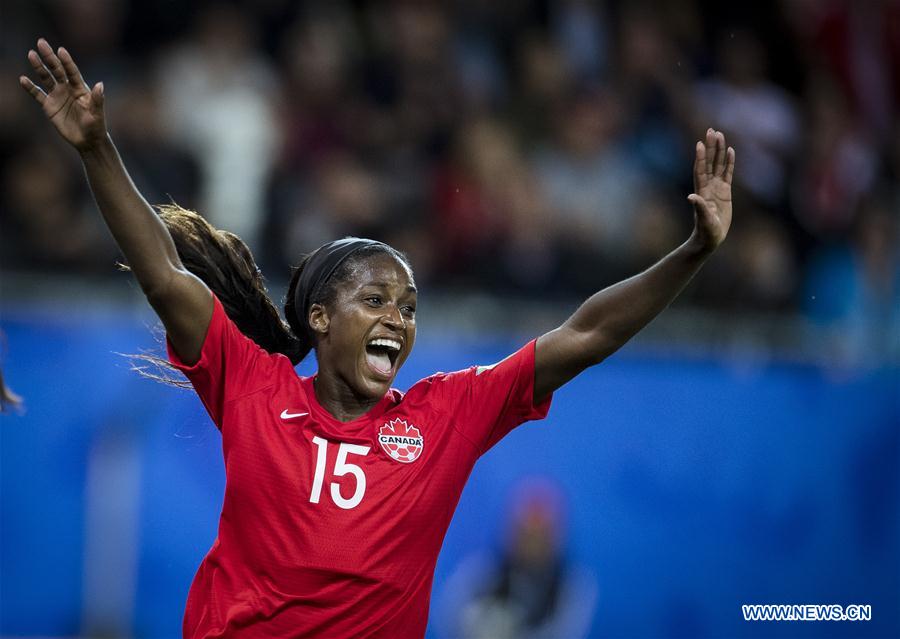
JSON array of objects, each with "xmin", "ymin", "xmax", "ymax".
[{"xmin": 312, "ymin": 370, "xmax": 382, "ymax": 422}]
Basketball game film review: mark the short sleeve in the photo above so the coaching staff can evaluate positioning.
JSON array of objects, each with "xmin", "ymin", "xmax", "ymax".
[
  {"xmin": 167, "ymin": 293, "xmax": 278, "ymax": 428},
  {"xmin": 437, "ymin": 339, "xmax": 552, "ymax": 455}
]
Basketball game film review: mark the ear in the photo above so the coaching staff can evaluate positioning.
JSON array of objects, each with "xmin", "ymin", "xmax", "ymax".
[{"xmin": 308, "ymin": 303, "xmax": 330, "ymax": 335}]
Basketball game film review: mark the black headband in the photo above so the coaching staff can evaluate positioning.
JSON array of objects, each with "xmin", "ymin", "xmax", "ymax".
[{"xmin": 293, "ymin": 237, "xmax": 390, "ymax": 329}]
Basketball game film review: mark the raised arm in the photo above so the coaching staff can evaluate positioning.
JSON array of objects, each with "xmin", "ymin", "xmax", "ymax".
[
  {"xmin": 19, "ymin": 39, "xmax": 211, "ymax": 364},
  {"xmin": 533, "ymin": 129, "xmax": 735, "ymax": 401}
]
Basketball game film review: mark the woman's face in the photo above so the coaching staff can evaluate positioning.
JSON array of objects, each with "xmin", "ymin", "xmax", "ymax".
[{"xmin": 312, "ymin": 253, "xmax": 417, "ymax": 399}]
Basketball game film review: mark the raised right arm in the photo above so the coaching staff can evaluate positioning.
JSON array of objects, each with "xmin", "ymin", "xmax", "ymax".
[{"xmin": 20, "ymin": 39, "xmax": 211, "ymax": 364}]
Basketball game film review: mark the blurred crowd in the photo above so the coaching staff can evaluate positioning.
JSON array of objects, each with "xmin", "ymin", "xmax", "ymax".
[{"xmin": 2, "ymin": 0, "xmax": 898, "ymax": 347}]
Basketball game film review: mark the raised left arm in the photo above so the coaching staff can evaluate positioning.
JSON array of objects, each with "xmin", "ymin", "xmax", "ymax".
[{"xmin": 534, "ymin": 129, "xmax": 735, "ymax": 402}]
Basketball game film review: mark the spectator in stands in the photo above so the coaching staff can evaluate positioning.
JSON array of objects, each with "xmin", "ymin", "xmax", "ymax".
[
  {"xmin": 803, "ymin": 193, "xmax": 900, "ymax": 365},
  {"xmin": 155, "ymin": 4, "xmax": 279, "ymax": 252},
  {"xmin": 436, "ymin": 478, "xmax": 597, "ymax": 639},
  {"xmin": 693, "ymin": 29, "xmax": 799, "ymax": 206}
]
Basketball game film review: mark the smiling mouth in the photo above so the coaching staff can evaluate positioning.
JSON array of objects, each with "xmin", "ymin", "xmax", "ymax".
[{"xmin": 365, "ymin": 338, "xmax": 401, "ymax": 378}]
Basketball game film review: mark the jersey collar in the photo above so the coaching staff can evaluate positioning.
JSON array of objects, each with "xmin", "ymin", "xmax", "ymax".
[{"xmin": 300, "ymin": 375, "xmax": 399, "ymax": 437}]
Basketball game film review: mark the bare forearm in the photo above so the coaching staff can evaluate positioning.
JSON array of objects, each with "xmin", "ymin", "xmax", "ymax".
[
  {"xmin": 79, "ymin": 134, "xmax": 182, "ymax": 294},
  {"xmin": 21, "ymin": 40, "xmax": 213, "ymax": 363},
  {"xmin": 534, "ymin": 129, "xmax": 735, "ymax": 402},
  {"xmin": 565, "ymin": 237, "xmax": 711, "ymax": 359}
]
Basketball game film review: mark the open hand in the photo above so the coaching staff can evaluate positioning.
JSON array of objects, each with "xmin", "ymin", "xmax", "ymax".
[
  {"xmin": 19, "ymin": 38, "xmax": 107, "ymax": 151},
  {"xmin": 688, "ymin": 128, "xmax": 735, "ymax": 253}
]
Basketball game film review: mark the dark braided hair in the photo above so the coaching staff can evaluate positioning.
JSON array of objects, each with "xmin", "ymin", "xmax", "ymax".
[{"xmin": 130, "ymin": 205, "xmax": 411, "ymax": 385}]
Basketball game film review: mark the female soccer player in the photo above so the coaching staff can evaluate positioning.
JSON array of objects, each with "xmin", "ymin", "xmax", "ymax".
[{"xmin": 20, "ymin": 39, "xmax": 734, "ymax": 637}]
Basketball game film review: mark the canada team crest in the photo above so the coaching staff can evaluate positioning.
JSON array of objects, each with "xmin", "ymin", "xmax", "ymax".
[{"xmin": 378, "ymin": 418, "xmax": 424, "ymax": 463}]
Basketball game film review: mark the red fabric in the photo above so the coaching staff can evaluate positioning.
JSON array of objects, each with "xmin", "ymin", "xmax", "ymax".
[{"xmin": 166, "ymin": 294, "xmax": 551, "ymax": 638}]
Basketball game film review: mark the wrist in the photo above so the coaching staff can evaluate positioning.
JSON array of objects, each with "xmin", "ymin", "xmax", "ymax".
[
  {"xmin": 683, "ymin": 232, "xmax": 717, "ymax": 260},
  {"xmin": 77, "ymin": 133, "xmax": 114, "ymax": 160}
]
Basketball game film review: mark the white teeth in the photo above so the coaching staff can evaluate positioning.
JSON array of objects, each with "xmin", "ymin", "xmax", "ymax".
[{"xmin": 368, "ymin": 338, "xmax": 401, "ymax": 352}]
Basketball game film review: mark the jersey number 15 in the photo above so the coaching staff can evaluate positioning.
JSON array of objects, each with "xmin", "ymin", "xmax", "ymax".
[{"xmin": 309, "ymin": 436, "xmax": 370, "ymax": 509}]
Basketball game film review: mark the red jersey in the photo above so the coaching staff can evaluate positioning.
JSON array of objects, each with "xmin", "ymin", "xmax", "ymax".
[{"xmin": 167, "ymin": 295, "xmax": 552, "ymax": 638}]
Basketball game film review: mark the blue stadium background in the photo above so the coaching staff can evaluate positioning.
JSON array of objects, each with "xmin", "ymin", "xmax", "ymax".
[{"xmin": 2, "ymin": 302, "xmax": 897, "ymax": 638}]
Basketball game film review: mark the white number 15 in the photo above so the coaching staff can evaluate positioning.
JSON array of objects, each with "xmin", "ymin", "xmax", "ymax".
[{"xmin": 310, "ymin": 436, "xmax": 370, "ymax": 509}]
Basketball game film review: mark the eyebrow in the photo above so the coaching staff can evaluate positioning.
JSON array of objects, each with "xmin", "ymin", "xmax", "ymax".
[{"xmin": 365, "ymin": 282, "xmax": 418, "ymax": 294}]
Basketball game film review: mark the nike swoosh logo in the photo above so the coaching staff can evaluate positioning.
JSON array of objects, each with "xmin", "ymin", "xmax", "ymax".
[{"xmin": 280, "ymin": 410, "xmax": 309, "ymax": 420}]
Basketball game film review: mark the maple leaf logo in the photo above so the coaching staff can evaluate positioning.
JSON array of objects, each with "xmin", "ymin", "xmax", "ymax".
[{"xmin": 378, "ymin": 419, "xmax": 424, "ymax": 463}]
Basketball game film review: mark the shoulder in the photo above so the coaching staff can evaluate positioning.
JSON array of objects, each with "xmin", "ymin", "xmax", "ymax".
[
  {"xmin": 393, "ymin": 368, "xmax": 480, "ymax": 414},
  {"xmin": 395, "ymin": 341, "xmax": 539, "ymax": 406},
  {"xmin": 392, "ymin": 371, "xmax": 450, "ymax": 406},
  {"xmin": 406, "ymin": 368, "xmax": 473, "ymax": 394}
]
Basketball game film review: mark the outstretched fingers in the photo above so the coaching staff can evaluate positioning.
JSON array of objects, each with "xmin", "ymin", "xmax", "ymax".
[
  {"xmin": 36, "ymin": 38, "xmax": 67, "ymax": 85},
  {"xmin": 704, "ymin": 128, "xmax": 716, "ymax": 176},
  {"xmin": 724, "ymin": 146, "xmax": 735, "ymax": 185},
  {"xmin": 19, "ymin": 76, "xmax": 46, "ymax": 105},
  {"xmin": 698, "ymin": 128, "xmax": 734, "ymax": 184},
  {"xmin": 57, "ymin": 47, "xmax": 86, "ymax": 89},
  {"xmin": 693, "ymin": 140, "xmax": 707, "ymax": 191},
  {"xmin": 713, "ymin": 131, "xmax": 727, "ymax": 177},
  {"xmin": 27, "ymin": 49, "xmax": 55, "ymax": 91}
]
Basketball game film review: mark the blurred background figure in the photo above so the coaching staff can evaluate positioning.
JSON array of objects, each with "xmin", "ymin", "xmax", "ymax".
[
  {"xmin": 693, "ymin": 28, "xmax": 800, "ymax": 207},
  {"xmin": 1, "ymin": 330, "xmax": 23, "ymax": 413},
  {"xmin": 803, "ymin": 193, "xmax": 900, "ymax": 366},
  {"xmin": 154, "ymin": 4, "xmax": 278, "ymax": 252},
  {"xmin": 436, "ymin": 478, "xmax": 597, "ymax": 639},
  {"xmin": 1, "ymin": 368, "xmax": 23, "ymax": 413}
]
